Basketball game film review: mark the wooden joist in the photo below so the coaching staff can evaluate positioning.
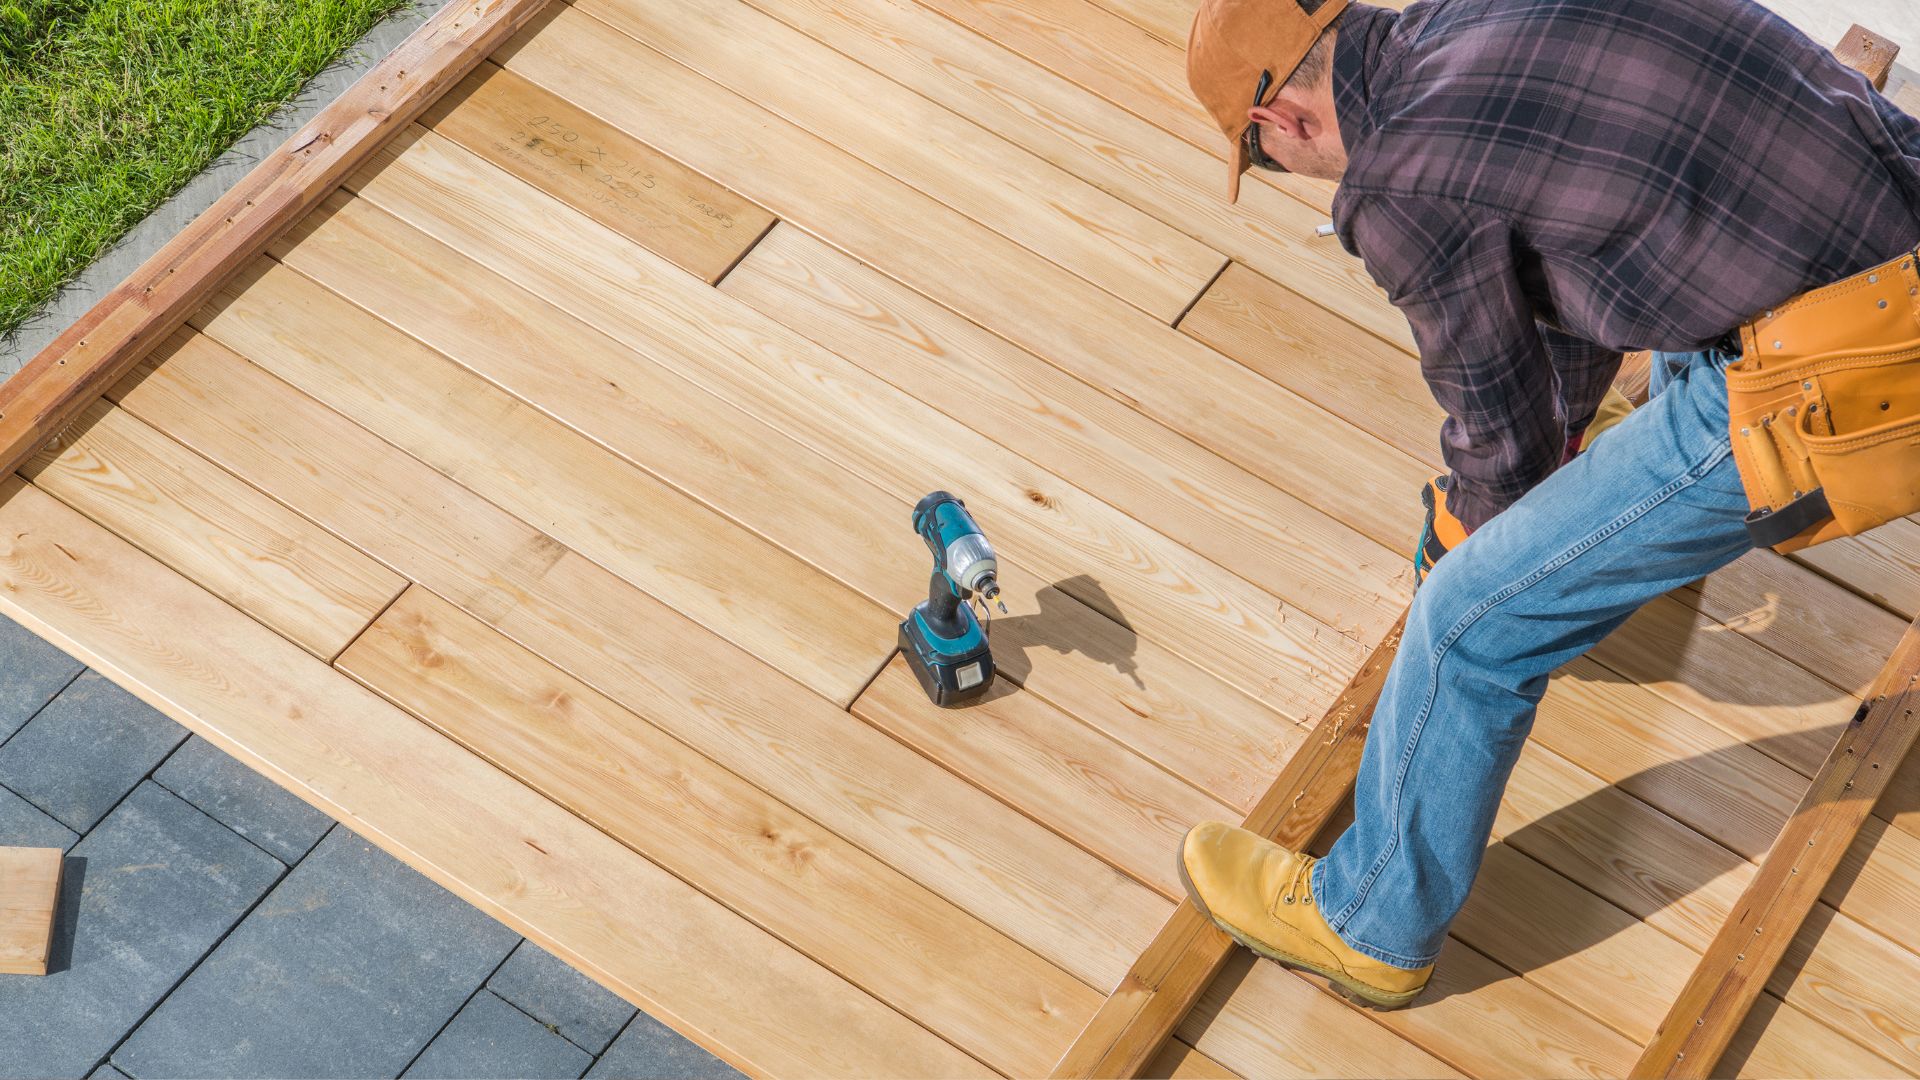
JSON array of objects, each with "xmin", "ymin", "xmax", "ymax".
[
  {"xmin": 1834, "ymin": 23, "xmax": 1901, "ymax": 89},
  {"xmin": 1633, "ymin": 615, "xmax": 1920, "ymax": 1078}
]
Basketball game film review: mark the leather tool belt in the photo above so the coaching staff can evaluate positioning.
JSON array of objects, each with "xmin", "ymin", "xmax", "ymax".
[{"xmin": 1728, "ymin": 244, "xmax": 1920, "ymax": 553}]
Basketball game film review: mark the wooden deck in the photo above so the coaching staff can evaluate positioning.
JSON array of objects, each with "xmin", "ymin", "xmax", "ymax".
[{"xmin": 3, "ymin": 0, "xmax": 1920, "ymax": 1074}]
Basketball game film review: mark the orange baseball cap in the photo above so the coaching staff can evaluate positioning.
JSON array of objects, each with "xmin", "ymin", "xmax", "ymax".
[{"xmin": 1187, "ymin": 0, "xmax": 1350, "ymax": 202}]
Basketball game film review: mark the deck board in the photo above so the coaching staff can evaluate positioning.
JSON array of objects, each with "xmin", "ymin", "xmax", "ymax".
[
  {"xmin": 1, "ymin": 0, "xmax": 1914, "ymax": 1071},
  {"xmin": 108, "ymin": 330, "xmax": 1169, "ymax": 993},
  {"xmin": 578, "ymin": 0, "xmax": 1226, "ymax": 325},
  {"xmin": 421, "ymin": 62, "xmax": 775, "ymax": 284},
  {"xmin": 338, "ymin": 118, "xmax": 1372, "ymax": 716},
  {"xmin": 203, "ymin": 241, "xmax": 893, "ymax": 708},
  {"xmin": 339, "ymin": 586, "xmax": 1094, "ymax": 1075},
  {"xmin": 21, "ymin": 400, "xmax": 404, "ymax": 660},
  {"xmin": 0, "ymin": 477, "xmax": 984, "ymax": 1078},
  {"xmin": 498, "ymin": 5, "xmax": 1433, "ymax": 549}
]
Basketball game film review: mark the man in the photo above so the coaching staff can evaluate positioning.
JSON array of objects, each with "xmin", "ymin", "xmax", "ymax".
[{"xmin": 1178, "ymin": 0, "xmax": 1920, "ymax": 1007}]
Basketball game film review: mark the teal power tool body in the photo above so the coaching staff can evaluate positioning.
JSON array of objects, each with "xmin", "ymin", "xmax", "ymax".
[{"xmin": 900, "ymin": 491, "xmax": 1007, "ymax": 707}]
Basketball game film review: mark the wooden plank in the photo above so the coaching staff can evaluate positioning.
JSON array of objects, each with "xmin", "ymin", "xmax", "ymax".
[
  {"xmin": 574, "ymin": 0, "xmax": 1224, "ymax": 324},
  {"xmin": 1360, "ymin": 936, "xmax": 1639, "ymax": 1078},
  {"xmin": 352, "ymin": 131, "xmax": 1328, "ymax": 812},
  {"xmin": 253, "ymin": 184, "xmax": 1329, "ymax": 826},
  {"xmin": 1179, "ymin": 262, "xmax": 1438, "ymax": 466},
  {"xmin": 0, "ymin": 846, "xmax": 62, "ymax": 976},
  {"xmin": 1633, "ymin": 616, "xmax": 1920, "ymax": 1078},
  {"xmin": 1451, "ymin": 843, "xmax": 1695, "ymax": 1044},
  {"xmin": 339, "ymin": 587, "xmax": 1094, "ymax": 1076},
  {"xmin": 1835, "ymin": 23, "xmax": 1901, "ymax": 89},
  {"xmin": 1684, "ymin": 547, "xmax": 1909, "ymax": 700},
  {"xmin": 21, "ymin": 400, "xmax": 404, "ymax": 660},
  {"xmin": 1765, "ymin": 902, "xmax": 1920, "ymax": 1073},
  {"xmin": 1482, "ymin": 745, "xmax": 1904, "ymax": 1068},
  {"xmin": 0, "ymin": 477, "xmax": 983, "ymax": 1077},
  {"xmin": 1049, "ymin": 612, "xmax": 1403, "ymax": 1078},
  {"xmin": 903, "ymin": 0, "xmax": 1341, "ymax": 216},
  {"xmin": 498, "ymin": 6, "xmax": 1432, "ymax": 552},
  {"xmin": 1142, "ymin": 1040, "xmax": 1239, "ymax": 1080},
  {"xmin": 1722, "ymin": 991, "xmax": 1910, "ymax": 1079},
  {"xmin": 854, "ymin": 656, "xmax": 1233, "ymax": 897},
  {"xmin": 722, "ymin": 225, "xmax": 1407, "ymax": 641},
  {"xmin": 0, "ymin": 0, "xmax": 558, "ymax": 484},
  {"xmin": 1795, "ymin": 518, "xmax": 1920, "ymax": 618},
  {"xmin": 420, "ymin": 62, "xmax": 774, "ymax": 283},
  {"xmin": 111, "ymin": 331, "xmax": 1169, "ymax": 992},
  {"xmin": 718, "ymin": 0, "xmax": 1413, "ymax": 350},
  {"xmin": 1180, "ymin": 954, "xmax": 1465, "ymax": 1079},
  {"xmin": 196, "ymin": 247, "xmax": 892, "ymax": 708},
  {"xmin": 335, "ymin": 124, "xmax": 1373, "ymax": 722}
]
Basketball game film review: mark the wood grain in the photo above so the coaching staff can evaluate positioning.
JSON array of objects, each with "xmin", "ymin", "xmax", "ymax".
[
  {"xmin": 722, "ymin": 225, "xmax": 1408, "ymax": 642},
  {"xmin": 854, "ymin": 656, "xmax": 1233, "ymax": 897},
  {"xmin": 22, "ymin": 400, "xmax": 404, "ymax": 660},
  {"xmin": 575, "ymin": 0, "xmax": 1225, "ymax": 323},
  {"xmin": 0, "ymin": 478, "xmax": 982, "ymax": 1076},
  {"xmin": 1049, "ymin": 611, "xmax": 1403, "ymax": 1077},
  {"xmin": 720, "ymin": 0, "xmax": 1412, "ymax": 349},
  {"xmin": 0, "ymin": 846, "xmax": 62, "ymax": 976},
  {"xmin": 1180, "ymin": 954, "xmax": 1465, "ymax": 1079},
  {"xmin": 197, "ymin": 244, "xmax": 893, "ymax": 708},
  {"xmin": 336, "ymin": 121, "xmax": 1372, "ymax": 720},
  {"xmin": 422, "ymin": 61, "xmax": 774, "ymax": 282},
  {"xmin": 1834, "ymin": 23, "xmax": 1901, "ymax": 89},
  {"xmin": 0, "ymin": 0, "xmax": 559, "ymax": 485},
  {"xmin": 340, "ymin": 587, "xmax": 1094, "ymax": 1075},
  {"xmin": 111, "ymin": 331, "xmax": 1170, "ymax": 992},
  {"xmin": 499, "ymin": 6, "xmax": 1432, "ymax": 553}
]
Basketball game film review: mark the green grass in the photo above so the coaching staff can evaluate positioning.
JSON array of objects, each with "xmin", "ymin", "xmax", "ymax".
[{"xmin": 0, "ymin": 0, "xmax": 412, "ymax": 337}]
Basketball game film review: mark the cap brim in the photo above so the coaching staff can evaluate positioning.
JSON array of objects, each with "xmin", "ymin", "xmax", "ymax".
[{"xmin": 1226, "ymin": 131, "xmax": 1249, "ymax": 204}]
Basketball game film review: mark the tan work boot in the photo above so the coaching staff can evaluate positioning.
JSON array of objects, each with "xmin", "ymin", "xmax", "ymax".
[{"xmin": 1179, "ymin": 821, "xmax": 1432, "ymax": 1008}]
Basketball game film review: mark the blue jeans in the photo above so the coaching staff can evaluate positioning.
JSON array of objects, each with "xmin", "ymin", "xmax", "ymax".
[{"xmin": 1311, "ymin": 349, "xmax": 1754, "ymax": 967}]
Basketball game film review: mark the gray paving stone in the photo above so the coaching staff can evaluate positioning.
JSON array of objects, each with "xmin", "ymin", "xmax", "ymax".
[
  {"xmin": 88, "ymin": 1064, "xmax": 132, "ymax": 1080},
  {"xmin": 0, "ymin": 616, "xmax": 82, "ymax": 744},
  {"xmin": 155, "ymin": 736, "xmax": 333, "ymax": 864},
  {"xmin": 404, "ymin": 990, "xmax": 592, "ymax": 1079},
  {"xmin": 116, "ymin": 829, "xmax": 520, "ymax": 1078},
  {"xmin": 0, "ymin": 671, "xmax": 187, "ymax": 832},
  {"xmin": 588, "ymin": 1013, "xmax": 742, "ymax": 1080},
  {"xmin": 488, "ymin": 941, "xmax": 636, "ymax": 1056},
  {"xmin": 0, "ymin": 782, "xmax": 79, "ymax": 851},
  {"xmin": 0, "ymin": 782, "xmax": 283, "ymax": 1079}
]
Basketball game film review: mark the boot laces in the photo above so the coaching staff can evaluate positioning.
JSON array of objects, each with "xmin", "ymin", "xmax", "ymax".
[{"xmin": 1279, "ymin": 855, "xmax": 1315, "ymax": 907}]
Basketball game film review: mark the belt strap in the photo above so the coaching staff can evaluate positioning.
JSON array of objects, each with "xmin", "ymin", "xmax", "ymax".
[{"xmin": 1744, "ymin": 488, "xmax": 1831, "ymax": 548}]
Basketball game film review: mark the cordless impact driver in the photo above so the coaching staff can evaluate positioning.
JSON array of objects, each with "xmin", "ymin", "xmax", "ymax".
[{"xmin": 899, "ymin": 491, "xmax": 1007, "ymax": 706}]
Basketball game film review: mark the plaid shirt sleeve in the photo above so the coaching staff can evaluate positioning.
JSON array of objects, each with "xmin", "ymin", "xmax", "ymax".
[{"xmin": 1346, "ymin": 195, "xmax": 1572, "ymax": 531}]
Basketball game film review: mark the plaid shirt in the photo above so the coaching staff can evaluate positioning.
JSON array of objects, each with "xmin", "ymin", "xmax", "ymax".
[{"xmin": 1330, "ymin": 0, "xmax": 1920, "ymax": 529}]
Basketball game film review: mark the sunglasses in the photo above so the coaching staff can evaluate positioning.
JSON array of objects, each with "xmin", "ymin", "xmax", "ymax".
[{"xmin": 1244, "ymin": 69, "xmax": 1285, "ymax": 172}]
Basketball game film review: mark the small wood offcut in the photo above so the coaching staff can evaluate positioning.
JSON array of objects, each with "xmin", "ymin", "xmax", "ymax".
[{"xmin": 0, "ymin": 0, "xmax": 1918, "ymax": 1074}]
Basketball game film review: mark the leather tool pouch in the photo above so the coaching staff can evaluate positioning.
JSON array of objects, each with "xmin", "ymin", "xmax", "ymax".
[{"xmin": 1728, "ymin": 246, "xmax": 1920, "ymax": 553}]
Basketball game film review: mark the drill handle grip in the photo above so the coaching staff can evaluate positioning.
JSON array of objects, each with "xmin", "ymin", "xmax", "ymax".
[{"xmin": 921, "ymin": 570, "xmax": 968, "ymax": 639}]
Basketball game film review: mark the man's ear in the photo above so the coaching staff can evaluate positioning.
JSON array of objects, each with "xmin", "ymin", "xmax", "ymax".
[{"xmin": 1249, "ymin": 102, "xmax": 1308, "ymax": 142}]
